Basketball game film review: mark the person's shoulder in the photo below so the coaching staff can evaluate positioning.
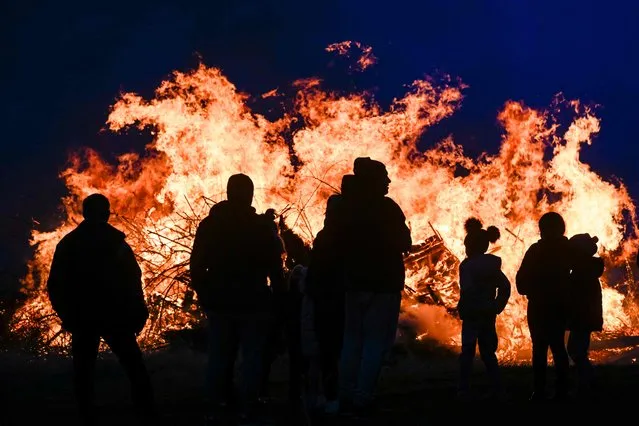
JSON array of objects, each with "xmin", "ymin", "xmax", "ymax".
[
  {"xmin": 524, "ymin": 240, "xmax": 542, "ymax": 254},
  {"xmin": 382, "ymin": 196, "xmax": 401, "ymax": 207},
  {"xmin": 483, "ymin": 253, "xmax": 503, "ymax": 268},
  {"xmin": 55, "ymin": 229, "xmax": 76, "ymax": 250},
  {"xmin": 104, "ymin": 223, "xmax": 126, "ymax": 240},
  {"xmin": 484, "ymin": 253, "xmax": 502, "ymax": 261},
  {"xmin": 382, "ymin": 197, "xmax": 406, "ymax": 215},
  {"xmin": 195, "ymin": 211, "xmax": 219, "ymax": 234}
]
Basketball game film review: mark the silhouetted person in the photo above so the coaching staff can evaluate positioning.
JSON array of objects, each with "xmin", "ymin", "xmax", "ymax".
[
  {"xmin": 456, "ymin": 218, "xmax": 511, "ymax": 400},
  {"xmin": 279, "ymin": 219, "xmax": 313, "ymax": 409},
  {"xmin": 258, "ymin": 210, "xmax": 288, "ymax": 404},
  {"xmin": 257, "ymin": 211, "xmax": 312, "ymax": 410},
  {"xmin": 304, "ymin": 174, "xmax": 357, "ymax": 414},
  {"xmin": 46, "ymin": 193, "xmax": 154, "ymax": 425},
  {"xmin": 566, "ymin": 233, "xmax": 604, "ymax": 399},
  {"xmin": 190, "ymin": 173, "xmax": 286, "ymax": 425},
  {"xmin": 338, "ymin": 158, "xmax": 412, "ymax": 415},
  {"xmin": 516, "ymin": 211, "xmax": 572, "ymax": 401}
]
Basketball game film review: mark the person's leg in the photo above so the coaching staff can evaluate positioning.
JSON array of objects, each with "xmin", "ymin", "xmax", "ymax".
[
  {"xmin": 259, "ymin": 320, "xmax": 280, "ymax": 399},
  {"xmin": 548, "ymin": 324, "xmax": 570, "ymax": 398},
  {"xmin": 355, "ymin": 292, "xmax": 401, "ymax": 408},
  {"xmin": 224, "ymin": 330, "xmax": 240, "ymax": 409},
  {"xmin": 477, "ymin": 318, "xmax": 501, "ymax": 395},
  {"xmin": 458, "ymin": 320, "xmax": 479, "ymax": 396},
  {"xmin": 71, "ymin": 331, "xmax": 101, "ymax": 424},
  {"xmin": 315, "ymin": 293, "xmax": 342, "ymax": 412},
  {"xmin": 528, "ymin": 318, "xmax": 549, "ymax": 399},
  {"xmin": 338, "ymin": 292, "xmax": 365, "ymax": 405},
  {"xmin": 237, "ymin": 316, "xmax": 270, "ymax": 420},
  {"xmin": 285, "ymin": 297, "xmax": 304, "ymax": 405},
  {"xmin": 204, "ymin": 311, "xmax": 237, "ymax": 420},
  {"xmin": 102, "ymin": 332, "xmax": 155, "ymax": 418},
  {"xmin": 567, "ymin": 329, "xmax": 593, "ymax": 395}
]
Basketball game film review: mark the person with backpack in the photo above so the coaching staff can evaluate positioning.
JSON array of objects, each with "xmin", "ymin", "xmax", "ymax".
[
  {"xmin": 456, "ymin": 218, "xmax": 511, "ymax": 400},
  {"xmin": 46, "ymin": 193, "xmax": 154, "ymax": 425},
  {"xmin": 189, "ymin": 173, "xmax": 286, "ymax": 425}
]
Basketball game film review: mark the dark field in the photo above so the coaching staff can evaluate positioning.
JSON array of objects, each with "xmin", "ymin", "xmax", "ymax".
[{"xmin": 1, "ymin": 337, "xmax": 638, "ymax": 426}]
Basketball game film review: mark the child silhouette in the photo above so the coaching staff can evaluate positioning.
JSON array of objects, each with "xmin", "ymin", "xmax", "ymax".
[{"xmin": 456, "ymin": 218, "xmax": 511, "ymax": 400}]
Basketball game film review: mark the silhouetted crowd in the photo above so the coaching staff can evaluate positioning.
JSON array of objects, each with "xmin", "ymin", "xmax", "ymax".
[{"xmin": 45, "ymin": 156, "xmax": 637, "ymax": 426}]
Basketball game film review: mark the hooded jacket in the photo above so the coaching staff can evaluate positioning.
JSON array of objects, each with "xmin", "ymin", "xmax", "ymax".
[
  {"xmin": 189, "ymin": 200, "xmax": 285, "ymax": 313},
  {"xmin": 568, "ymin": 254, "xmax": 605, "ymax": 332},
  {"xmin": 457, "ymin": 253, "xmax": 511, "ymax": 320},
  {"xmin": 46, "ymin": 220, "xmax": 148, "ymax": 334}
]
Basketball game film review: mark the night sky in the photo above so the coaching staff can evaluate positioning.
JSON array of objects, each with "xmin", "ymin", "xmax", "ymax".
[{"xmin": 2, "ymin": 0, "xmax": 639, "ymax": 278}]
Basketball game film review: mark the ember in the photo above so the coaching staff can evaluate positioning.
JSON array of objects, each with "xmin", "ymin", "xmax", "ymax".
[{"xmin": 9, "ymin": 44, "xmax": 639, "ymax": 361}]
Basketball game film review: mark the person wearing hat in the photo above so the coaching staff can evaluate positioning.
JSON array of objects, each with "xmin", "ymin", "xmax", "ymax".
[
  {"xmin": 337, "ymin": 157, "xmax": 412, "ymax": 416},
  {"xmin": 566, "ymin": 232, "xmax": 604, "ymax": 399}
]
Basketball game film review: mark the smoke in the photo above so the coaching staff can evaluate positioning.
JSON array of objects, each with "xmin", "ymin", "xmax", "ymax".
[{"xmin": 400, "ymin": 303, "xmax": 461, "ymax": 346}]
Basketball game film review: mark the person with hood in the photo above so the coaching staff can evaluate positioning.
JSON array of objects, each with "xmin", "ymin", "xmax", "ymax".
[
  {"xmin": 46, "ymin": 193, "xmax": 154, "ymax": 425},
  {"xmin": 189, "ymin": 173, "xmax": 286, "ymax": 425},
  {"xmin": 566, "ymin": 233, "xmax": 604, "ymax": 398},
  {"xmin": 456, "ymin": 218, "xmax": 511, "ymax": 400},
  {"xmin": 337, "ymin": 158, "xmax": 412, "ymax": 416},
  {"xmin": 516, "ymin": 211, "xmax": 572, "ymax": 401}
]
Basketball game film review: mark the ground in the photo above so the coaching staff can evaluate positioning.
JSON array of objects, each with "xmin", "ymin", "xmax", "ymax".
[{"xmin": 1, "ymin": 340, "xmax": 638, "ymax": 426}]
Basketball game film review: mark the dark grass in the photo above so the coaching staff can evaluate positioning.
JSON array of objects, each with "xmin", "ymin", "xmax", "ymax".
[{"xmin": 1, "ymin": 341, "xmax": 638, "ymax": 426}]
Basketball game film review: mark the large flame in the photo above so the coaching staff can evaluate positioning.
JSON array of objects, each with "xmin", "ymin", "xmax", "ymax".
[{"xmin": 10, "ymin": 44, "xmax": 639, "ymax": 361}]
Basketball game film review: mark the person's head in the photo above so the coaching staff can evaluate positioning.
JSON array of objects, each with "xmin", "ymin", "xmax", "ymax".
[
  {"xmin": 463, "ymin": 217, "xmax": 500, "ymax": 257},
  {"xmin": 353, "ymin": 157, "xmax": 390, "ymax": 196},
  {"xmin": 82, "ymin": 193, "xmax": 110, "ymax": 222},
  {"xmin": 569, "ymin": 233, "xmax": 599, "ymax": 258},
  {"xmin": 538, "ymin": 211, "xmax": 566, "ymax": 239},
  {"xmin": 227, "ymin": 173, "xmax": 254, "ymax": 206}
]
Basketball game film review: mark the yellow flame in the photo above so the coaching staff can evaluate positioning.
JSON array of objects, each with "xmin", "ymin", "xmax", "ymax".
[{"xmin": 10, "ymin": 47, "xmax": 639, "ymax": 360}]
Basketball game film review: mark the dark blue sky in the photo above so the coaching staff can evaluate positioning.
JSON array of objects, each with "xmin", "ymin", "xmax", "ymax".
[{"xmin": 2, "ymin": 0, "xmax": 639, "ymax": 272}]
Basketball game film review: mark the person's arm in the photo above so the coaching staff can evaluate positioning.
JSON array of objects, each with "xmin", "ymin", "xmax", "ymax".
[
  {"xmin": 456, "ymin": 261, "xmax": 471, "ymax": 318},
  {"xmin": 189, "ymin": 220, "xmax": 210, "ymax": 293},
  {"xmin": 118, "ymin": 242, "xmax": 143, "ymax": 297},
  {"xmin": 46, "ymin": 241, "xmax": 70, "ymax": 320},
  {"xmin": 385, "ymin": 198, "xmax": 412, "ymax": 254},
  {"xmin": 117, "ymin": 241, "xmax": 148, "ymax": 333},
  {"xmin": 592, "ymin": 257, "xmax": 605, "ymax": 278},
  {"xmin": 494, "ymin": 270, "xmax": 512, "ymax": 314},
  {"xmin": 515, "ymin": 245, "xmax": 537, "ymax": 296}
]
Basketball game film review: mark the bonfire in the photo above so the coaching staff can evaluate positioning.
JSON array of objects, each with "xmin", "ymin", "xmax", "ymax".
[{"xmin": 9, "ymin": 42, "xmax": 639, "ymax": 362}]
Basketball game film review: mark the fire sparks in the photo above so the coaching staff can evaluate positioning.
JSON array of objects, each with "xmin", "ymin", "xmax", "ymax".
[
  {"xmin": 9, "ymin": 45, "xmax": 639, "ymax": 361},
  {"xmin": 326, "ymin": 40, "xmax": 378, "ymax": 71}
]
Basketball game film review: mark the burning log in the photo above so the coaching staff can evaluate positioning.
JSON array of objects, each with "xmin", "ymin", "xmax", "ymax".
[
  {"xmin": 403, "ymin": 224, "xmax": 460, "ymax": 315},
  {"xmin": 7, "ymin": 53, "xmax": 639, "ymax": 361}
]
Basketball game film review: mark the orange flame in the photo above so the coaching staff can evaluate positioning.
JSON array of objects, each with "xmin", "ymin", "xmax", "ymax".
[{"xmin": 10, "ymin": 46, "xmax": 639, "ymax": 361}]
